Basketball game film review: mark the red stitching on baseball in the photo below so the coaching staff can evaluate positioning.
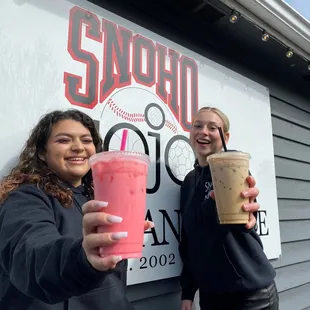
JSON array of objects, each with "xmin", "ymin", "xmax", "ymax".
[
  {"xmin": 165, "ymin": 120, "xmax": 177, "ymax": 133},
  {"xmin": 107, "ymin": 98, "xmax": 177, "ymax": 132},
  {"xmin": 107, "ymin": 98, "xmax": 145, "ymax": 123}
]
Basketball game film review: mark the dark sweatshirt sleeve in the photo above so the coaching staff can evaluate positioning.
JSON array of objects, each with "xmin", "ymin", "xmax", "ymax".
[
  {"xmin": 178, "ymin": 182, "xmax": 198, "ymax": 301},
  {"xmin": 0, "ymin": 185, "xmax": 108, "ymax": 304}
]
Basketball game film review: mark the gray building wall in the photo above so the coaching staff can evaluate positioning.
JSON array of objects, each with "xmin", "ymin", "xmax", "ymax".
[
  {"xmin": 270, "ymin": 95, "xmax": 310, "ymax": 310},
  {"xmin": 128, "ymin": 277, "xmax": 181, "ymax": 310},
  {"xmin": 128, "ymin": 92, "xmax": 310, "ymax": 310},
  {"xmin": 1, "ymin": 0, "xmax": 309, "ymax": 308},
  {"xmin": 83, "ymin": 1, "xmax": 310, "ymax": 309}
]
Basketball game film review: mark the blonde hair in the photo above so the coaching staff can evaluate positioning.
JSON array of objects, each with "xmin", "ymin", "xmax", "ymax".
[{"xmin": 193, "ymin": 107, "xmax": 230, "ymax": 133}]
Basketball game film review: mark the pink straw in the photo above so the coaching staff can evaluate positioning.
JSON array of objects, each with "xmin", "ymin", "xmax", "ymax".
[{"xmin": 120, "ymin": 129, "xmax": 128, "ymax": 151}]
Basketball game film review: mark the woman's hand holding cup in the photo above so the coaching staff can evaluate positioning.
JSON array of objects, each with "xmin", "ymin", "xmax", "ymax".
[
  {"xmin": 210, "ymin": 175, "xmax": 260, "ymax": 229},
  {"xmin": 82, "ymin": 200, "xmax": 154, "ymax": 271}
]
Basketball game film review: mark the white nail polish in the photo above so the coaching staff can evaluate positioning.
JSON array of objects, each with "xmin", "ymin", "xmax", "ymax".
[
  {"xmin": 107, "ymin": 215, "xmax": 123, "ymax": 223},
  {"xmin": 111, "ymin": 232, "xmax": 128, "ymax": 240},
  {"xmin": 96, "ymin": 201, "xmax": 108, "ymax": 207}
]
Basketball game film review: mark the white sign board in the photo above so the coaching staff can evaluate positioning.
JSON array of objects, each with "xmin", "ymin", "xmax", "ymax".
[{"xmin": 0, "ymin": 0, "xmax": 281, "ymax": 286}]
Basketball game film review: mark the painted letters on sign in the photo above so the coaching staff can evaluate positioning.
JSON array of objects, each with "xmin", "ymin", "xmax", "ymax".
[
  {"xmin": 0, "ymin": 0, "xmax": 281, "ymax": 287},
  {"xmin": 64, "ymin": 6, "xmax": 198, "ymax": 132}
]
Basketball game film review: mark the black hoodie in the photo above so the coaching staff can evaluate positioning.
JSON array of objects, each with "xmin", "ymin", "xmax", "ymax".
[
  {"xmin": 179, "ymin": 159, "xmax": 276, "ymax": 300},
  {"xmin": 0, "ymin": 184, "xmax": 133, "ymax": 310}
]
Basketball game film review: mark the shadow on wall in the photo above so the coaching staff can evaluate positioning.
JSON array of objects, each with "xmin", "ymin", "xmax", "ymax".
[
  {"xmin": 0, "ymin": 156, "xmax": 18, "ymax": 179},
  {"xmin": 13, "ymin": 0, "xmax": 27, "ymax": 5}
]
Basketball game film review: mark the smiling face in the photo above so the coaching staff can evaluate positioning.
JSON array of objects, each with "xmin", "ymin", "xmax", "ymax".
[
  {"xmin": 190, "ymin": 109, "xmax": 230, "ymax": 166},
  {"xmin": 41, "ymin": 119, "xmax": 96, "ymax": 187}
]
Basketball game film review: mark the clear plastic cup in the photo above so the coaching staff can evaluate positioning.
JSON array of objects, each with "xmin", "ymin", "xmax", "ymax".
[
  {"xmin": 89, "ymin": 151, "xmax": 150, "ymax": 258},
  {"xmin": 207, "ymin": 151, "xmax": 251, "ymax": 224}
]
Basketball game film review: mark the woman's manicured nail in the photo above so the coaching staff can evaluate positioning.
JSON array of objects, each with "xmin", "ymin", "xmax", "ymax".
[
  {"xmin": 107, "ymin": 215, "xmax": 123, "ymax": 223},
  {"xmin": 95, "ymin": 201, "xmax": 108, "ymax": 207},
  {"xmin": 111, "ymin": 232, "xmax": 128, "ymax": 240}
]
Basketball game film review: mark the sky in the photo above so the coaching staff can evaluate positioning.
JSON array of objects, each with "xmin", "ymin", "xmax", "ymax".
[{"xmin": 283, "ymin": 0, "xmax": 310, "ymax": 22}]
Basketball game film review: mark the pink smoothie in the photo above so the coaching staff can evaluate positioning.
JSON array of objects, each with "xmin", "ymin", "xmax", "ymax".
[{"xmin": 90, "ymin": 151, "xmax": 150, "ymax": 259}]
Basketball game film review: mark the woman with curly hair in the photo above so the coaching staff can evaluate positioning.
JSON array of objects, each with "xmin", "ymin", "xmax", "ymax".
[{"xmin": 0, "ymin": 109, "xmax": 153, "ymax": 310}]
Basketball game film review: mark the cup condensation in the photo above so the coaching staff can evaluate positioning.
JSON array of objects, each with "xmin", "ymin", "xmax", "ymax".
[
  {"xmin": 89, "ymin": 151, "xmax": 150, "ymax": 258},
  {"xmin": 207, "ymin": 151, "xmax": 250, "ymax": 224}
]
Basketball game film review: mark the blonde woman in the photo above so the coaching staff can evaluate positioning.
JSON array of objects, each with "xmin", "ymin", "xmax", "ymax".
[{"xmin": 179, "ymin": 107, "xmax": 278, "ymax": 310}]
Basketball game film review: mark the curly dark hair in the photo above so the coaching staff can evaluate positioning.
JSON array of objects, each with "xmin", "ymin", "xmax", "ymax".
[{"xmin": 0, "ymin": 109, "xmax": 103, "ymax": 207}]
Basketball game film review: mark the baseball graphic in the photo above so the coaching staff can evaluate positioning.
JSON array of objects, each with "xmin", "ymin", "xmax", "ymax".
[
  {"xmin": 100, "ymin": 87, "xmax": 195, "ymax": 183},
  {"xmin": 100, "ymin": 87, "xmax": 178, "ymax": 151}
]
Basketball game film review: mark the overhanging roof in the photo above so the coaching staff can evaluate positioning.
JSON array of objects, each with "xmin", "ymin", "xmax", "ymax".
[
  {"xmin": 89, "ymin": 0, "xmax": 310, "ymax": 97},
  {"xmin": 219, "ymin": 0, "xmax": 310, "ymax": 61}
]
